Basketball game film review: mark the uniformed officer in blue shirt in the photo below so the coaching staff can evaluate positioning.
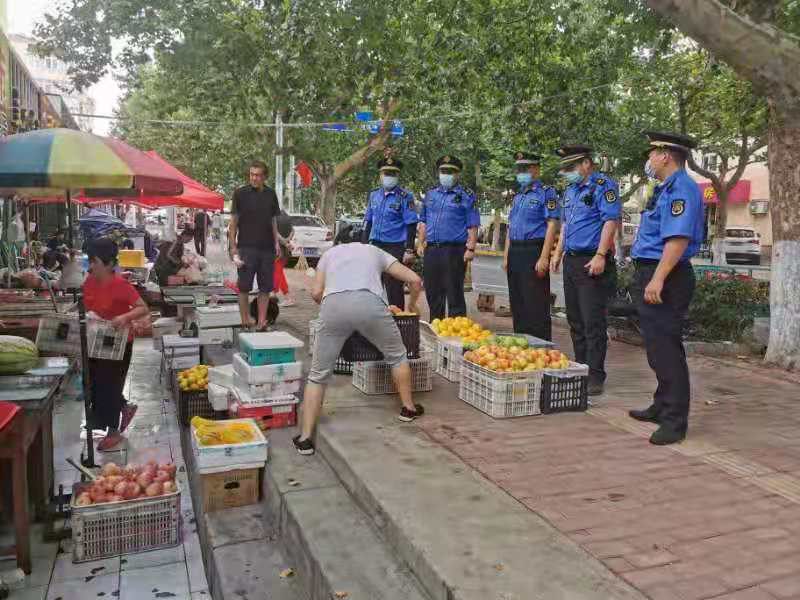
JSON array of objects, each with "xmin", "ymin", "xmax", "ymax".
[
  {"xmin": 503, "ymin": 151, "xmax": 560, "ymax": 340},
  {"xmin": 362, "ymin": 157, "xmax": 419, "ymax": 308},
  {"xmin": 629, "ymin": 132, "xmax": 703, "ymax": 446},
  {"xmin": 550, "ymin": 144, "xmax": 620, "ymax": 395},
  {"xmin": 419, "ymin": 155, "xmax": 481, "ymax": 321}
]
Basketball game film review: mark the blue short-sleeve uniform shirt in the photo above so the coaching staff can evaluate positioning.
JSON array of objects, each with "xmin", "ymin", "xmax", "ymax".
[
  {"xmin": 420, "ymin": 185, "xmax": 481, "ymax": 243},
  {"xmin": 561, "ymin": 172, "xmax": 620, "ymax": 252},
  {"xmin": 508, "ymin": 181, "xmax": 559, "ymax": 241},
  {"xmin": 363, "ymin": 186, "xmax": 419, "ymax": 244}
]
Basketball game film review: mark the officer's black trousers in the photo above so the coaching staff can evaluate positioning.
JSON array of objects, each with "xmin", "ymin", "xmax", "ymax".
[
  {"xmin": 424, "ymin": 245, "xmax": 467, "ymax": 321},
  {"xmin": 562, "ymin": 253, "xmax": 616, "ymax": 384},
  {"xmin": 633, "ymin": 261, "xmax": 695, "ymax": 433},
  {"xmin": 371, "ymin": 241, "xmax": 406, "ymax": 309},
  {"xmin": 507, "ymin": 241, "xmax": 551, "ymax": 341}
]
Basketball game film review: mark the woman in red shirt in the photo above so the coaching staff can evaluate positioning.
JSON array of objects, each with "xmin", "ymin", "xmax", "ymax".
[{"xmin": 83, "ymin": 238, "xmax": 149, "ymax": 452}]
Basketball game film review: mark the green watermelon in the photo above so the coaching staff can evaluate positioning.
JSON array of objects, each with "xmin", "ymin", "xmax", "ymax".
[{"xmin": 0, "ymin": 335, "xmax": 39, "ymax": 375}]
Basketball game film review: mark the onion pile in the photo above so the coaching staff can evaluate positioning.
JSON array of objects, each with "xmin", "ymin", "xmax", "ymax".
[{"xmin": 74, "ymin": 461, "xmax": 179, "ymax": 506}]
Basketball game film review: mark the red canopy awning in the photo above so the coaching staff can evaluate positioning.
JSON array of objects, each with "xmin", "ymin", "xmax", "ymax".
[
  {"xmin": 27, "ymin": 152, "xmax": 225, "ymax": 210},
  {"xmin": 699, "ymin": 180, "xmax": 751, "ymax": 205}
]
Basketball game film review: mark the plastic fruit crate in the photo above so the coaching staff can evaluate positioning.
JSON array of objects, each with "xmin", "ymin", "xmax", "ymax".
[
  {"xmin": 309, "ymin": 319, "xmax": 353, "ymax": 375},
  {"xmin": 238, "ymin": 331, "xmax": 304, "ymax": 366},
  {"xmin": 458, "ymin": 359, "xmax": 543, "ymax": 418},
  {"xmin": 352, "ymin": 353, "xmax": 433, "ymax": 395},
  {"xmin": 540, "ymin": 362, "xmax": 589, "ymax": 414},
  {"xmin": 177, "ymin": 388, "xmax": 215, "ymax": 426},
  {"xmin": 201, "ymin": 466, "xmax": 261, "ymax": 512},
  {"xmin": 191, "ymin": 417, "xmax": 268, "ymax": 470},
  {"xmin": 86, "ymin": 319, "xmax": 130, "ymax": 360},
  {"xmin": 70, "ymin": 482, "xmax": 181, "ymax": 563},
  {"xmin": 435, "ymin": 337, "xmax": 463, "ymax": 382},
  {"xmin": 340, "ymin": 314, "xmax": 420, "ymax": 362}
]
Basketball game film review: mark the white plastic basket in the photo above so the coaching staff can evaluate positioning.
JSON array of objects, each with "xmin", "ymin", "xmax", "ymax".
[
  {"xmin": 458, "ymin": 359, "xmax": 543, "ymax": 418},
  {"xmin": 36, "ymin": 314, "xmax": 81, "ymax": 356},
  {"xmin": 352, "ymin": 354, "xmax": 433, "ymax": 395},
  {"xmin": 86, "ymin": 319, "xmax": 130, "ymax": 360},
  {"xmin": 435, "ymin": 337, "xmax": 463, "ymax": 382},
  {"xmin": 70, "ymin": 482, "xmax": 181, "ymax": 563}
]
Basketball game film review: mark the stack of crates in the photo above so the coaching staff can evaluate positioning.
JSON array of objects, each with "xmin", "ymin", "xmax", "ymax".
[
  {"xmin": 229, "ymin": 332, "xmax": 304, "ymax": 431},
  {"xmin": 352, "ymin": 343, "xmax": 434, "ymax": 395}
]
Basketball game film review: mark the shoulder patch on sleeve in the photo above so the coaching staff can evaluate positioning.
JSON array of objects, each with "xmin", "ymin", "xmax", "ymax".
[
  {"xmin": 596, "ymin": 178, "xmax": 606, "ymax": 186},
  {"xmin": 671, "ymin": 199, "xmax": 686, "ymax": 216},
  {"xmin": 604, "ymin": 189, "xmax": 617, "ymax": 203}
]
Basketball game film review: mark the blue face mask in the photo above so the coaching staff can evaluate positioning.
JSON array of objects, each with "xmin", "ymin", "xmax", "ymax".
[
  {"xmin": 381, "ymin": 175, "xmax": 399, "ymax": 189},
  {"xmin": 644, "ymin": 159, "xmax": 658, "ymax": 180},
  {"xmin": 439, "ymin": 173, "xmax": 456, "ymax": 189},
  {"xmin": 561, "ymin": 170, "xmax": 583, "ymax": 185},
  {"xmin": 516, "ymin": 173, "xmax": 533, "ymax": 186}
]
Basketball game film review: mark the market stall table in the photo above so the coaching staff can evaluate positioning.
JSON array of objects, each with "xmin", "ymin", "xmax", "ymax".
[{"xmin": 0, "ymin": 357, "xmax": 73, "ymax": 574}]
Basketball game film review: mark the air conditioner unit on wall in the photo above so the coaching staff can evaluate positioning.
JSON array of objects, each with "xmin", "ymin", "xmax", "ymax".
[{"xmin": 749, "ymin": 200, "xmax": 769, "ymax": 215}]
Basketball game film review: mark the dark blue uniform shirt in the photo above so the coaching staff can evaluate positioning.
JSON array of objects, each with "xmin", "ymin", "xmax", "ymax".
[
  {"xmin": 561, "ymin": 172, "xmax": 620, "ymax": 252},
  {"xmin": 421, "ymin": 185, "xmax": 481, "ymax": 243},
  {"xmin": 631, "ymin": 169, "xmax": 703, "ymax": 261},
  {"xmin": 508, "ymin": 181, "xmax": 559, "ymax": 241},
  {"xmin": 363, "ymin": 186, "xmax": 419, "ymax": 244}
]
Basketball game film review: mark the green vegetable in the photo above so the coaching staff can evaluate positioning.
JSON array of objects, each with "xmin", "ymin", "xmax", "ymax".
[
  {"xmin": 515, "ymin": 337, "xmax": 529, "ymax": 348},
  {"xmin": 0, "ymin": 335, "xmax": 39, "ymax": 375}
]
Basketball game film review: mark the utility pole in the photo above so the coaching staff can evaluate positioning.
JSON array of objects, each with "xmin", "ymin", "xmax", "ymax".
[
  {"xmin": 287, "ymin": 155, "xmax": 296, "ymax": 213},
  {"xmin": 275, "ymin": 113, "xmax": 284, "ymax": 210}
]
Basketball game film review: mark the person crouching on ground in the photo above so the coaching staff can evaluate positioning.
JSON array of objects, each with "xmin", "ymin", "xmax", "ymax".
[
  {"xmin": 293, "ymin": 242, "xmax": 423, "ymax": 456},
  {"xmin": 83, "ymin": 238, "xmax": 150, "ymax": 452}
]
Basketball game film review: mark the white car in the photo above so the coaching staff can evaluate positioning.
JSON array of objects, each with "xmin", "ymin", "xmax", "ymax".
[
  {"xmin": 721, "ymin": 227, "xmax": 761, "ymax": 265},
  {"xmin": 285, "ymin": 214, "xmax": 333, "ymax": 263}
]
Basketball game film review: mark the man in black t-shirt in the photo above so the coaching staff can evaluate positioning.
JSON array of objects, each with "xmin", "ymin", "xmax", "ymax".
[
  {"xmin": 193, "ymin": 210, "xmax": 210, "ymax": 256},
  {"xmin": 229, "ymin": 160, "xmax": 282, "ymax": 330}
]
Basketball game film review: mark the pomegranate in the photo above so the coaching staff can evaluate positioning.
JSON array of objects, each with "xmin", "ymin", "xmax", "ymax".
[
  {"xmin": 107, "ymin": 494, "xmax": 123, "ymax": 503},
  {"xmin": 159, "ymin": 463, "xmax": 177, "ymax": 478},
  {"xmin": 123, "ymin": 464, "xmax": 139, "ymax": 480},
  {"xmin": 145, "ymin": 482, "xmax": 163, "ymax": 497},
  {"xmin": 136, "ymin": 472, "xmax": 153, "ymax": 488},
  {"xmin": 162, "ymin": 481, "xmax": 177, "ymax": 494},
  {"xmin": 114, "ymin": 481, "xmax": 128, "ymax": 497},
  {"xmin": 75, "ymin": 492, "xmax": 93, "ymax": 506},
  {"xmin": 89, "ymin": 484, "xmax": 106, "ymax": 503},
  {"xmin": 153, "ymin": 470, "xmax": 170, "ymax": 484},
  {"xmin": 101, "ymin": 462, "xmax": 121, "ymax": 477},
  {"xmin": 142, "ymin": 463, "xmax": 157, "ymax": 477},
  {"xmin": 125, "ymin": 482, "xmax": 142, "ymax": 500},
  {"xmin": 105, "ymin": 475, "xmax": 124, "ymax": 492}
]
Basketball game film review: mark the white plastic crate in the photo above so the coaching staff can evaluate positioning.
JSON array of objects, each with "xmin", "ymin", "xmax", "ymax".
[
  {"xmin": 36, "ymin": 314, "xmax": 81, "ymax": 356},
  {"xmin": 232, "ymin": 352, "xmax": 303, "ymax": 385},
  {"xmin": 86, "ymin": 319, "xmax": 130, "ymax": 360},
  {"xmin": 233, "ymin": 372, "xmax": 301, "ymax": 399},
  {"xmin": 153, "ymin": 317, "xmax": 181, "ymax": 351},
  {"xmin": 352, "ymin": 354, "xmax": 433, "ymax": 395},
  {"xmin": 458, "ymin": 359, "xmax": 543, "ymax": 418},
  {"xmin": 191, "ymin": 417, "xmax": 268, "ymax": 470},
  {"xmin": 435, "ymin": 337, "xmax": 463, "ymax": 382},
  {"xmin": 70, "ymin": 482, "xmax": 181, "ymax": 563}
]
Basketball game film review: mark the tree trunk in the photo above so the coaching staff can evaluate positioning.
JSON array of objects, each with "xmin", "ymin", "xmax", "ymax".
[
  {"xmin": 712, "ymin": 191, "xmax": 728, "ymax": 265},
  {"xmin": 764, "ymin": 99, "xmax": 800, "ymax": 370},
  {"xmin": 319, "ymin": 175, "xmax": 337, "ymax": 226},
  {"xmin": 491, "ymin": 211, "xmax": 501, "ymax": 250}
]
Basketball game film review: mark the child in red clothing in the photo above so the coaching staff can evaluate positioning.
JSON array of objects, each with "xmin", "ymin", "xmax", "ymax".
[{"xmin": 83, "ymin": 238, "xmax": 149, "ymax": 452}]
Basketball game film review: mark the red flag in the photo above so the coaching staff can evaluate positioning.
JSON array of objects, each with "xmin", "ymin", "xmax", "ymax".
[{"xmin": 295, "ymin": 162, "xmax": 313, "ymax": 188}]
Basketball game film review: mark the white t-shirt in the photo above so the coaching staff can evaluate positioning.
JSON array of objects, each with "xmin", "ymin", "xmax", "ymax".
[{"xmin": 317, "ymin": 243, "xmax": 397, "ymax": 301}]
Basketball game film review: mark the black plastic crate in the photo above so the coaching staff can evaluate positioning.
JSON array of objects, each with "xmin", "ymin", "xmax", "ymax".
[
  {"xmin": 334, "ymin": 356, "xmax": 353, "ymax": 375},
  {"xmin": 177, "ymin": 389, "xmax": 216, "ymax": 426},
  {"xmin": 341, "ymin": 315, "xmax": 420, "ymax": 362},
  {"xmin": 540, "ymin": 373, "xmax": 588, "ymax": 414}
]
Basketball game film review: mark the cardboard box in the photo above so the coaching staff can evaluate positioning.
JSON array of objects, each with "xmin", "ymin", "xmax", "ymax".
[{"xmin": 200, "ymin": 466, "xmax": 261, "ymax": 511}]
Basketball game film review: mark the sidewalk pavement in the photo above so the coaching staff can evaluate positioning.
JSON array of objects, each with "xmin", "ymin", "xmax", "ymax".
[
  {"xmin": 278, "ymin": 267, "xmax": 800, "ymax": 600},
  {"xmin": 1, "ymin": 341, "xmax": 209, "ymax": 600}
]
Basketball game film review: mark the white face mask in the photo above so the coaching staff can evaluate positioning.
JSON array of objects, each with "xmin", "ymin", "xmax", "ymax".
[
  {"xmin": 381, "ymin": 175, "xmax": 399, "ymax": 189},
  {"xmin": 439, "ymin": 173, "xmax": 456, "ymax": 188}
]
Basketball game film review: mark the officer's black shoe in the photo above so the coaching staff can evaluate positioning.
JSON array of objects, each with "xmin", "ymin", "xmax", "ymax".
[
  {"xmin": 649, "ymin": 426, "xmax": 686, "ymax": 446},
  {"xmin": 629, "ymin": 406, "xmax": 660, "ymax": 424},
  {"xmin": 587, "ymin": 381, "xmax": 604, "ymax": 396},
  {"xmin": 398, "ymin": 404, "xmax": 425, "ymax": 422}
]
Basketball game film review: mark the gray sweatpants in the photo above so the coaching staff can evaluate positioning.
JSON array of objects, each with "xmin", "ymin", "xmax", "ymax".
[{"xmin": 309, "ymin": 290, "xmax": 407, "ymax": 384}]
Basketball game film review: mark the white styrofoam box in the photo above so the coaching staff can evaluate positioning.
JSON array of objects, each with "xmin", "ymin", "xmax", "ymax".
[
  {"xmin": 208, "ymin": 364, "xmax": 234, "ymax": 389},
  {"xmin": 230, "ymin": 389, "xmax": 298, "ymax": 411},
  {"xmin": 153, "ymin": 317, "xmax": 181, "ymax": 350},
  {"xmin": 191, "ymin": 417, "xmax": 268, "ymax": 470},
  {"xmin": 238, "ymin": 331, "xmax": 304, "ymax": 351},
  {"xmin": 172, "ymin": 355, "xmax": 200, "ymax": 370},
  {"xmin": 188, "ymin": 305, "xmax": 242, "ymax": 329},
  {"xmin": 162, "ymin": 334, "xmax": 201, "ymax": 350},
  {"xmin": 233, "ymin": 372, "xmax": 301, "ymax": 400},
  {"xmin": 232, "ymin": 353, "xmax": 303, "ymax": 385},
  {"xmin": 208, "ymin": 383, "xmax": 231, "ymax": 411},
  {"xmin": 198, "ymin": 327, "xmax": 233, "ymax": 346}
]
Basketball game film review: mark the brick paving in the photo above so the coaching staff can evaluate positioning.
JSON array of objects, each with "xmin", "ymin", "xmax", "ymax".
[{"xmin": 274, "ymin": 264, "xmax": 800, "ymax": 600}]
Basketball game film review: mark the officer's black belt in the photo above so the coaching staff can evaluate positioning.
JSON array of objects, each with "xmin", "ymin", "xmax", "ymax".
[
  {"xmin": 510, "ymin": 239, "xmax": 545, "ymax": 247},
  {"xmin": 427, "ymin": 242, "xmax": 465, "ymax": 247},
  {"xmin": 633, "ymin": 258, "xmax": 660, "ymax": 266},
  {"xmin": 565, "ymin": 250, "xmax": 599, "ymax": 257},
  {"xmin": 372, "ymin": 241, "xmax": 404, "ymax": 247}
]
